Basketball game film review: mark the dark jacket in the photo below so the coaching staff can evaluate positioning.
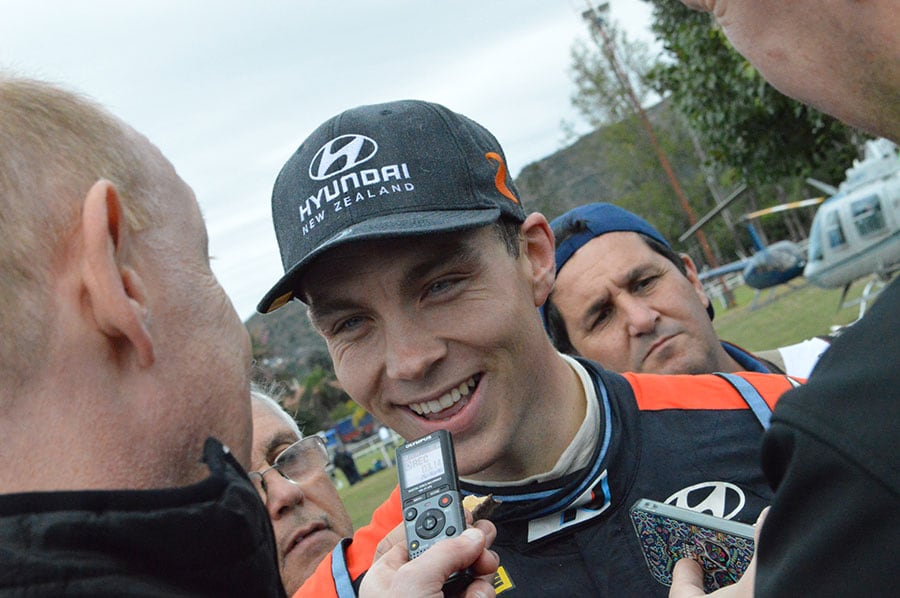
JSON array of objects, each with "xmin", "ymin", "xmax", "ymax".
[
  {"xmin": 0, "ymin": 438, "xmax": 286, "ymax": 597},
  {"xmin": 757, "ymin": 277, "xmax": 900, "ymax": 597}
]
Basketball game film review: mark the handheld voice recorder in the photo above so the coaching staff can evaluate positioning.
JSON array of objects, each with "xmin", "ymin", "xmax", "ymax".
[{"xmin": 396, "ymin": 429, "xmax": 473, "ymax": 592}]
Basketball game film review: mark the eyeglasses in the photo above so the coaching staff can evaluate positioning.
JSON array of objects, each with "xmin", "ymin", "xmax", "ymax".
[{"xmin": 247, "ymin": 436, "xmax": 328, "ymax": 502}]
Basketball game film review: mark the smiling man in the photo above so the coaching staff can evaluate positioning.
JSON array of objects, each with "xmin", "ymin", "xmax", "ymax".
[{"xmin": 259, "ymin": 100, "xmax": 800, "ymax": 597}]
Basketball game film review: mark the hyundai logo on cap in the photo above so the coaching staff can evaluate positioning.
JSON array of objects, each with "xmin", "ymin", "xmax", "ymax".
[{"xmin": 309, "ymin": 134, "xmax": 379, "ymax": 181}]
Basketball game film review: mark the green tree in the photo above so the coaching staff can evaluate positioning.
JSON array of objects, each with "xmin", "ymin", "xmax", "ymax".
[
  {"xmin": 296, "ymin": 351, "xmax": 349, "ymax": 423},
  {"xmin": 562, "ymin": 2, "xmax": 865, "ymax": 273},
  {"xmin": 564, "ymin": 11, "xmax": 732, "ymax": 269},
  {"xmin": 644, "ymin": 0, "xmax": 864, "ymax": 186}
]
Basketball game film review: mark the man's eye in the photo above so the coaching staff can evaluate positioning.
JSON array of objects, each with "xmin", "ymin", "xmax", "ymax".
[
  {"xmin": 269, "ymin": 444, "xmax": 293, "ymax": 465},
  {"xmin": 590, "ymin": 307, "xmax": 612, "ymax": 330},
  {"xmin": 426, "ymin": 278, "xmax": 456, "ymax": 296},
  {"xmin": 335, "ymin": 316, "xmax": 366, "ymax": 334},
  {"xmin": 634, "ymin": 276, "xmax": 658, "ymax": 292},
  {"xmin": 277, "ymin": 450, "xmax": 300, "ymax": 469}
]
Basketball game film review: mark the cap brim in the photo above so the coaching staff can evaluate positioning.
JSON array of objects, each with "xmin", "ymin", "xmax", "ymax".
[{"xmin": 257, "ymin": 207, "xmax": 501, "ymax": 313}]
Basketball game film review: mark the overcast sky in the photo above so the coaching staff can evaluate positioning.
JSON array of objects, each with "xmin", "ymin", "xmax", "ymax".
[{"xmin": 1, "ymin": 0, "xmax": 659, "ymax": 320}]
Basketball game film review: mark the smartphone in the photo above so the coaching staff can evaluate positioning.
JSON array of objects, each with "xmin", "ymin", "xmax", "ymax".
[
  {"xmin": 396, "ymin": 429, "xmax": 472, "ymax": 593},
  {"xmin": 629, "ymin": 498, "xmax": 755, "ymax": 593}
]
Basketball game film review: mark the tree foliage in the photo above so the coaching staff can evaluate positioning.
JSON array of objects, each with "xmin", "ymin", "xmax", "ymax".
[
  {"xmin": 569, "ymin": 20, "xmax": 656, "ymax": 128},
  {"xmin": 560, "ymin": 1, "xmax": 868, "ymax": 270},
  {"xmin": 643, "ymin": 0, "xmax": 864, "ymax": 186},
  {"xmin": 516, "ymin": 98, "xmax": 739, "ymax": 269},
  {"xmin": 251, "ymin": 322, "xmax": 351, "ymax": 432},
  {"xmin": 562, "ymin": 14, "xmax": 732, "ymax": 267}
]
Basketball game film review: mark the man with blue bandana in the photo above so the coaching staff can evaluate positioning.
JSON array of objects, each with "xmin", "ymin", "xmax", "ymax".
[{"xmin": 543, "ymin": 203, "xmax": 829, "ymax": 377}]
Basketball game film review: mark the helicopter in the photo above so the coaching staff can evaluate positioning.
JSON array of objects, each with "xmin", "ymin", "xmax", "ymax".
[
  {"xmin": 695, "ymin": 197, "xmax": 821, "ymax": 293},
  {"xmin": 803, "ymin": 137, "xmax": 900, "ymax": 306}
]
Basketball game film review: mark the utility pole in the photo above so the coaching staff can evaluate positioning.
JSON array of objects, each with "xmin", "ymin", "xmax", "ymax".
[{"xmin": 581, "ymin": 4, "xmax": 722, "ymax": 275}]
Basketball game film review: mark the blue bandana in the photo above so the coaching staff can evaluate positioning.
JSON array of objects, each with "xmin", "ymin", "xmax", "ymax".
[{"xmin": 551, "ymin": 203, "xmax": 670, "ymax": 275}]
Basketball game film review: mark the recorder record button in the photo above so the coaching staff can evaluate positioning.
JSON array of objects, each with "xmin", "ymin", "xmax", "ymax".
[{"xmin": 439, "ymin": 494, "xmax": 453, "ymax": 508}]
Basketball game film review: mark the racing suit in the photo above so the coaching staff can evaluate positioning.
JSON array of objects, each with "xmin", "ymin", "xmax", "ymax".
[{"xmin": 297, "ymin": 360, "xmax": 799, "ymax": 597}]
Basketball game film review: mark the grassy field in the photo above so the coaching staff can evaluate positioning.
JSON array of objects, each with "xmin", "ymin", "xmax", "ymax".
[
  {"xmin": 710, "ymin": 277, "xmax": 873, "ymax": 349},
  {"xmin": 337, "ymin": 467, "xmax": 399, "ymax": 529},
  {"xmin": 337, "ymin": 276, "xmax": 885, "ymax": 529},
  {"xmin": 335, "ymin": 439, "xmax": 402, "ymax": 529}
]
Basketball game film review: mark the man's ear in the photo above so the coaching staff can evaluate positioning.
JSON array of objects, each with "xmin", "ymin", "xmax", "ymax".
[
  {"xmin": 521, "ymin": 213, "xmax": 556, "ymax": 307},
  {"xmin": 680, "ymin": 253, "xmax": 711, "ymax": 308},
  {"xmin": 81, "ymin": 180, "xmax": 155, "ymax": 368}
]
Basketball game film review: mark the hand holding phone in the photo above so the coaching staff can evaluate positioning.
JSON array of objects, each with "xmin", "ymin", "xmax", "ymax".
[
  {"xmin": 629, "ymin": 498, "xmax": 756, "ymax": 593},
  {"xmin": 396, "ymin": 430, "xmax": 473, "ymax": 594}
]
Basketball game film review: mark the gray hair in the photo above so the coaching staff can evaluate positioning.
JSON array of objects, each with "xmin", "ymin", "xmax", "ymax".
[{"xmin": 250, "ymin": 381, "xmax": 302, "ymax": 439}]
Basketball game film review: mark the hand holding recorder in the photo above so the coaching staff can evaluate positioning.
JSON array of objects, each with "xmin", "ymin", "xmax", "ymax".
[
  {"xmin": 360, "ymin": 522, "xmax": 498, "ymax": 598},
  {"xmin": 395, "ymin": 429, "xmax": 478, "ymax": 593}
]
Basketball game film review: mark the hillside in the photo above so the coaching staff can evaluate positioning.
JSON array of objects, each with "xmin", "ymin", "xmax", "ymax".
[
  {"xmin": 246, "ymin": 299, "xmax": 325, "ymax": 371},
  {"xmin": 515, "ymin": 100, "xmax": 710, "ymax": 229}
]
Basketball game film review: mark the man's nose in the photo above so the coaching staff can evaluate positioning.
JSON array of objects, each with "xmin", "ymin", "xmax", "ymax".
[
  {"xmin": 265, "ymin": 471, "xmax": 305, "ymax": 519},
  {"xmin": 384, "ymin": 318, "xmax": 447, "ymax": 380},
  {"xmin": 623, "ymin": 299, "xmax": 659, "ymax": 336}
]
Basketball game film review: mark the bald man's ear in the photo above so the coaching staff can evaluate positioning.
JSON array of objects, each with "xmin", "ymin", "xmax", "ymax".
[{"xmin": 81, "ymin": 180, "xmax": 155, "ymax": 368}]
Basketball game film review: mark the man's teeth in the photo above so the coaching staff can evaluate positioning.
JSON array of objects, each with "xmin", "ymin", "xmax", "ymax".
[{"xmin": 409, "ymin": 377, "xmax": 476, "ymax": 416}]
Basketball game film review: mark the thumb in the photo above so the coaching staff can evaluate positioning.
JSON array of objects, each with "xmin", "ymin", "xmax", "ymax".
[
  {"xmin": 366, "ymin": 528, "xmax": 489, "ymax": 598},
  {"xmin": 753, "ymin": 506, "xmax": 769, "ymax": 543},
  {"xmin": 414, "ymin": 527, "xmax": 486, "ymax": 577},
  {"xmin": 669, "ymin": 558, "xmax": 706, "ymax": 598}
]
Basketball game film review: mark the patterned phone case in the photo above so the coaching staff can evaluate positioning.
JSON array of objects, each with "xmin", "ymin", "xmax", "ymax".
[{"xmin": 629, "ymin": 499, "xmax": 755, "ymax": 593}]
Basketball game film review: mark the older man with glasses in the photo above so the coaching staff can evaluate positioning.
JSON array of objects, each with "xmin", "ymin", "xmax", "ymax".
[{"xmin": 250, "ymin": 385, "xmax": 355, "ymax": 595}]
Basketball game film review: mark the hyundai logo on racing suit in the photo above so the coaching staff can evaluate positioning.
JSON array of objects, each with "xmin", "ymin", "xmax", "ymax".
[{"xmin": 665, "ymin": 481, "xmax": 746, "ymax": 520}]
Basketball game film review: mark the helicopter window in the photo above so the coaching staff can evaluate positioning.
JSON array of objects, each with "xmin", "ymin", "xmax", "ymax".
[
  {"xmin": 851, "ymin": 194, "xmax": 886, "ymax": 237},
  {"xmin": 809, "ymin": 217, "xmax": 823, "ymax": 262},
  {"xmin": 825, "ymin": 210, "xmax": 846, "ymax": 249}
]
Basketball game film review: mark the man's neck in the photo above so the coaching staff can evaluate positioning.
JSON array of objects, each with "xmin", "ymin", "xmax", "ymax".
[{"xmin": 467, "ymin": 350, "xmax": 587, "ymax": 482}]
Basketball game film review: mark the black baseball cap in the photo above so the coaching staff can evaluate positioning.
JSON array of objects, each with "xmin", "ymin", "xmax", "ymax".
[{"xmin": 257, "ymin": 100, "xmax": 526, "ymax": 313}]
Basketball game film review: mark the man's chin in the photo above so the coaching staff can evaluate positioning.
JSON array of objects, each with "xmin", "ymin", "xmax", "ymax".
[{"xmin": 282, "ymin": 529, "xmax": 341, "ymax": 590}]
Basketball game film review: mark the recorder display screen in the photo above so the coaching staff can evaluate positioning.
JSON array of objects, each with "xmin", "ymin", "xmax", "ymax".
[{"xmin": 401, "ymin": 441, "xmax": 444, "ymax": 487}]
